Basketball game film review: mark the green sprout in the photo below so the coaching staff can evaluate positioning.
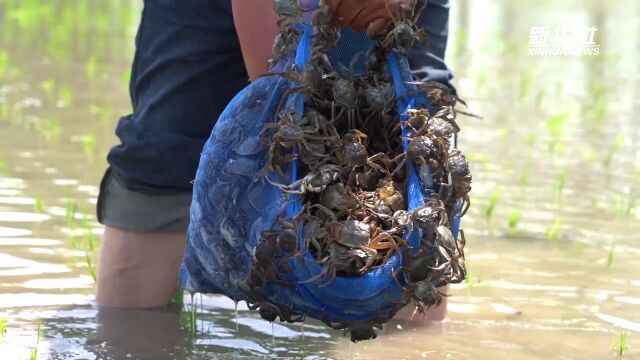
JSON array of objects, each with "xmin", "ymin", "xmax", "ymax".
[
  {"xmin": 534, "ymin": 89, "xmax": 546, "ymax": 109},
  {"xmin": 81, "ymin": 131, "xmax": 97, "ymax": 156},
  {"xmin": 573, "ymin": 239, "xmax": 586, "ymax": 256},
  {"xmin": 0, "ymin": 51, "xmax": 8, "ymax": 76},
  {"xmin": 553, "ymin": 168, "xmax": 569, "ymax": 195},
  {"xmin": 520, "ymin": 165, "xmax": 531, "ymax": 186},
  {"xmin": 30, "ymin": 320, "xmax": 42, "ymax": 360},
  {"xmin": 465, "ymin": 265, "xmax": 482, "ymax": 293},
  {"xmin": 611, "ymin": 329, "xmax": 628, "ymax": 356},
  {"xmin": 526, "ymin": 131, "xmax": 536, "ymax": 148},
  {"xmin": 519, "ymin": 71, "xmax": 531, "ymax": 102},
  {"xmin": 80, "ymin": 212, "xmax": 98, "ymax": 281},
  {"xmin": 185, "ymin": 293, "xmax": 198, "ymax": 335},
  {"xmin": 485, "ymin": 188, "xmax": 500, "ymax": 221},
  {"xmin": 34, "ymin": 197, "xmax": 44, "ymax": 213},
  {"xmin": 607, "ymin": 241, "xmax": 615, "ymax": 269},
  {"xmin": 38, "ymin": 118, "xmax": 61, "ymax": 140},
  {"xmin": 40, "ymin": 78, "xmax": 55, "ymax": 98},
  {"xmin": 86, "ymin": 55, "xmax": 97, "ymax": 79},
  {"xmin": 173, "ymin": 288, "xmax": 185, "ymax": 308},
  {"xmin": 58, "ymin": 84, "xmax": 74, "ymax": 106},
  {"xmin": 0, "ymin": 159, "xmax": 8, "ymax": 177},
  {"xmin": 85, "ymin": 251, "xmax": 96, "ymax": 282},
  {"xmin": 603, "ymin": 133, "xmax": 624, "ymax": 169},
  {"xmin": 613, "ymin": 194, "xmax": 626, "ymax": 218},
  {"xmin": 546, "ymin": 112, "xmax": 570, "ymax": 152},
  {"xmin": 122, "ymin": 69, "xmax": 132, "ymax": 86},
  {"xmin": 508, "ymin": 210, "xmax": 520, "ymax": 232},
  {"xmin": 0, "ymin": 317, "xmax": 6, "ymax": 341},
  {"xmin": 546, "ymin": 218, "xmax": 563, "ymax": 241},
  {"xmin": 65, "ymin": 198, "xmax": 77, "ymax": 227}
]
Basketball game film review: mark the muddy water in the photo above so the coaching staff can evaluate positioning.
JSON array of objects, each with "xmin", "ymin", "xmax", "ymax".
[{"xmin": 1, "ymin": 0, "xmax": 639, "ymax": 359}]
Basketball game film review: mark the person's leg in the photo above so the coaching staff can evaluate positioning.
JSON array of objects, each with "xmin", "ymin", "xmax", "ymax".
[
  {"xmin": 96, "ymin": 168, "xmax": 193, "ymax": 308},
  {"xmin": 97, "ymin": 227, "xmax": 185, "ymax": 308},
  {"xmin": 97, "ymin": 0, "xmax": 248, "ymax": 308}
]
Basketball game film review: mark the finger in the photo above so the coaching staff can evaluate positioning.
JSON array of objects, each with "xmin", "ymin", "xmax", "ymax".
[
  {"xmin": 325, "ymin": 0, "xmax": 349, "ymax": 25},
  {"xmin": 338, "ymin": 5, "xmax": 367, "ymax": 29},
  {"xmin": 349, "ymin": 2, "xmax": 387, "ymax": 31},
  {"xmin": 366, "ymin": 17, "xmax": 390, "ymax": 38}
]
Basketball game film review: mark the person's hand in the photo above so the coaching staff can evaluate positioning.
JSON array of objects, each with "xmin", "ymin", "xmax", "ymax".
[{"xmin": 325, "ymin": 0, "xmax": 415, "ymax": 37}]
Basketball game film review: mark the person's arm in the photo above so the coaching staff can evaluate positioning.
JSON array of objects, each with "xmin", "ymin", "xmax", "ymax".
[
  {"xmin": 327, "ymin": 0, "xmax": 411, "ymax": 35},
  {"xmin": 231, "ymin": 0, "xmax": 280, "ymax": 81},
  {"xmin": 408, "ymin": 0, "xmax": 455, "ymax": 89},
  {"xmin": 233, "ymin": 0, "xmax": 411, "ymax": 81}
]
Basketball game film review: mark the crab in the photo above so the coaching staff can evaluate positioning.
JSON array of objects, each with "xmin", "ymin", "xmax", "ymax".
[
  {"xmin": 443, "ymin": 148, "xmax": 472, "ymax": 215},
  {"xmin": 252, "ymin": 301, "xmax": 305, "ymax": 323},
  {"xmin": 411, "ymin": 198, "xmax": 448, "ymax": 236},
  {"xmin": 277, "ymin": 218, "xmax": 299, "ymax": 253},
  {"xmin": 269, "ymin": 163, "xmax": 341, "ymax": 195},
  {"xmin": 312, "ymin": 2, "xmax": 340, "ymax": 51},
  {"xmin": 406, "ymin": 135, "xmax": 448, "ymax": 184},
  {"xmin": 379, "ymin": 0, "xmax": 429, "ymax": 52}
]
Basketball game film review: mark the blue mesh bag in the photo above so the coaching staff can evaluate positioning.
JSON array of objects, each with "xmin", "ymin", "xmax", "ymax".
[{"xmin": 180, "ymin": 0, "xmax": 465, "ymax": 341}]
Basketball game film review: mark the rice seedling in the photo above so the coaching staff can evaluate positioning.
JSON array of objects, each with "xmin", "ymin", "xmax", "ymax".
[
  {"xmin": 0, "ymin": 102, "xmax": 9, "ymax": 120},
  {"xmin": 572, "ymin": 238, "xmax": 586, "ymax": 256},
  {"xmin": 122, "ymin": 69, "xmax": 132, "ymax": 86},
  {"xmin": 583, "ymin": 148, "xmax": 597, "ymax": 163},
  {"xmin": 546, "ymin": 112, "xmax": 570, "ymax": 153},
  {"xmin": 0, "ymin": 317, "xmax": 6, "ymax": 341},
  {"xmin": 179, "ymin": 293, "xmax": 198, "ymax": 335},
  {"xmin": 465, "ymin": 265, "xmax": 482, "ymax": 294},
  {"xmin": 526, "ymin": 131, "xmax": 536, "ymax": 148},
  {"xmin": 0, "ymin": 159, "xmax": 9, "ymax": 177},
  {"xmin": 588, "ymin": 100, "xmax": 607, "ymax": 125},
  {"xmin": 40, "ymin": 78, "xmax": 55, "ymax": 98},
  {"xmin": 553, "ymin": 168, "xmax": 569, "ymax": 195},
  {"xmin": 191, "ymin": 294, "xmax": 198, "ymax": 334},
  {"xmin": 519, "ymin": 71, "xmax": 531, "ymax": 102},
  {"xmin": 475, "ymin": 70, "xmax": 487, "ymax": 93},
  {"xmin": 37, "ymin": 118, "xmax": 61, "ymax": 140},
  {"xmin": 611, "ymin": 329, "xmax": 628, "ymax": 356},
  {"xmin": 534, "ymin": 88, "xmax": 545, "ymax": 109},
  {"xmin": 86, "ymin": 55, "xmax": 97, "ymax": 79},
  {"xmin": 508, "ymin": 210, "xmax": 520, "ymax": 232},
  {"xmin": 466, "ymin": 151, "xmax": 489, "ymax": 167},
  {"xmin": 607, "ymin": 240, "xmax": 615, "ymax": 269},
  {"xmin": 581, "ymin": 82, "xmax": 608, "ymax": 125},
  {"xmin": 29, "ymin": 320, "xmax": 42, "ymax": 360},
  {"xmin": 485, "ymin": 188, "xmax": 501, "ymax": 221},
  {"xmin": 498, "ymin": 128, "xmax": 509, "ymax": 142},
  {"xmin": 85, "ymin": 251, "xmax": 96, "ymax": 282},
  {"xmin": 58, "ymin": 84, "xmax": 74, "ymax": 107},
  {"xmin": 603, "ymin": 133, "xmax": 624, "ymax": 169},
  {"xmin": 173, "ymin": 288, "xmax": 185, "ymax": 308},
  {"xmin": 80, "ymin": 212, "xmax": 98, "ymax": 281},
  {"xmin": 0, "ymin": 50, "xmax": 8, "ymax": 76},
  {"xmin": 81, "ymin": 131, "xmax": 97, "ymax": 156},
  {"xmin": 546, "ymin": 217, "xmax": 563, "ymax": 241},
  {"xmin": 33, "ymin": 197, "xmax": 44, "ymax": 213},
  {"xmin": 65, "ymin": 198, "xmax": 77, "ymax": 228},
  {"xmin": 520, "ymin": 165, "xmax": 531, "ymax": 186}
]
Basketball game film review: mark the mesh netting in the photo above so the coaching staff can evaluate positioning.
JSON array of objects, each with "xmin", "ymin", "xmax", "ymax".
[{"xmin": 180, "ymin": 0, "xmax": 463, "ymax": 336}]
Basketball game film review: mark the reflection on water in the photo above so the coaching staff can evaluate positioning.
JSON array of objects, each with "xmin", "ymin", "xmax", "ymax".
[{"xmin": 1, "ymin": 0, "xmax": 639, "ymax": 359}]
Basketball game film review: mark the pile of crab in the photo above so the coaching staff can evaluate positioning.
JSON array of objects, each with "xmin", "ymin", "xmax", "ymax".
[{"xmin": 244, "ymin": 0, "xmax": 473, "ymax": 339}]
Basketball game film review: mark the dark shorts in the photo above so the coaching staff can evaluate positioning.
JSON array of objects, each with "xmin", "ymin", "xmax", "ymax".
[{"xmin": 98, "ymin": 0, "xmax": 454, "ymax": 233}]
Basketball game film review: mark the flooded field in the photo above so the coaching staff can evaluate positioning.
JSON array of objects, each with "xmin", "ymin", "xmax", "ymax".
[{"xmin": 1, "ymin": 0, "xmax": 639, "ymax": 359}]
